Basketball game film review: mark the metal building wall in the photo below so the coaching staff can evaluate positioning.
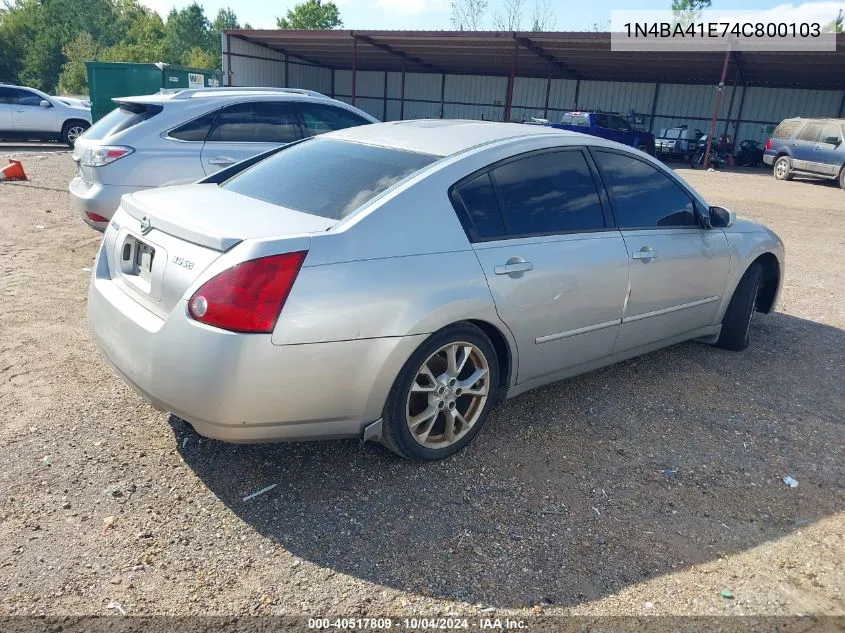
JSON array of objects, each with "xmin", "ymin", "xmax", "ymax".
[{"xmin": 225, "ymin": 36, "xmax": 845, "ymax": 144}]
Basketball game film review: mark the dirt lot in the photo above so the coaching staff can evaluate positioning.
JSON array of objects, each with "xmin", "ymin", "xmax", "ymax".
[{"xmin": 0, "ymin": 148, "xmax": 843, "ymax": 620}]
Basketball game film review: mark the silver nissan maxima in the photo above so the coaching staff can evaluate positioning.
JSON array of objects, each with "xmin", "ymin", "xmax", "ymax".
[{"xmin": 88, "ymin": 120, "xmax": 784, "ymax": 461}]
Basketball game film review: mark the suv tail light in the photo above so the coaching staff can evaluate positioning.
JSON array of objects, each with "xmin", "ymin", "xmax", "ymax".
[
  {"xmin": 187, "ymin": 251, "xmax": 307, "ymax": 333},
  {"xmin": 765, "ymin": 139, "xmax": 772, "ymax": 150},
  {"xmin": 81, "ymin": 146, "xmax": 134, "ymax": 167}
]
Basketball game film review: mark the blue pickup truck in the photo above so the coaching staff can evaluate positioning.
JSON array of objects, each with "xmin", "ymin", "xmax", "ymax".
[{"xmin": 534, "ymin": 111, "xmax": 656, "ymax": 155}]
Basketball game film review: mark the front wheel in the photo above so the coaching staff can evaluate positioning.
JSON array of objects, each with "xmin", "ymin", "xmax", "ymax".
[
  {"xmin": 715, "ymin": 263, "xmax": 762, "ymax": 352},
  {"xmin": 381, "ymin": 323, "xmax": 499, "ymax": 461}
]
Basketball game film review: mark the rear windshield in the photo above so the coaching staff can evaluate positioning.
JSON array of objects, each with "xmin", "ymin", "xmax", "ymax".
[
  {"xmin": 84, "ymin": 103, "xmax": 162, "ymax": 140},
  {"xmin": 663, "ymin": 129, "xmax": 681, "ymax": 139},
  {"xmin": 771, "ymin": 120, "xmax": 800, "ymax": 140},
  {"xmin": 223, "ymin": 138, "xmax": 439, "ymax": 220}
]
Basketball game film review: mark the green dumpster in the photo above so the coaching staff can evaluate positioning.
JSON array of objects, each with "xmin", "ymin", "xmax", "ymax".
[{"xmin": 86, "ymin": 62, "xmax": 224, "ymax": 122}]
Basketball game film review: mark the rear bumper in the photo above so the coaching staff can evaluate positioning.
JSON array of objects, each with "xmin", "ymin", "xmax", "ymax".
[
  {"xmin": 70, "ymin": 176, "xmax": 146, "ymax": 230},
  {"xmin": 87, "ymin": 244, "xmax": 426, "ymax": 443},
  {"xmin": 762, "ymin": 152, "xmax": 775, "ymax": 166}
]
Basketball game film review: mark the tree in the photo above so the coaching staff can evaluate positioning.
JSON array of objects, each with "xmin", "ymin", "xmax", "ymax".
[
  {"xmin": 211, "ymin": 7, "xmax": 240, "ymax": 67},
  {"xmin": 58, "ymin": 32, "xmax": 99, "ymax": 94},
  {"xmin": 529, "ymin": 0, "xmax": 555, "ymax": 31},
  {"xmin": 450, "ymin": 0, "xmax": 487, "ymax": 30},
  {"xmin": 823, "ymin": 9, "xmax": 843, "ymax": 33},
  {"xmin": 493, "ymin": 0, "xmax": 523, "ymax": 31},
  {"xmin": 671, "ymin": 0, "xmax": 711, "ymax": 28},
  {"xmin": 164, "ymin": 3, "xmax": 212, "ymax": 65},
  {"xmin": 277, "ymin": 0, "xmax": 342, "ymax": 30}
]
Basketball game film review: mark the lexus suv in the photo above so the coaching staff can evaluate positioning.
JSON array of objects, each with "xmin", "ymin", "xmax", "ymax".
[
  {"xmin": 0, "ymin": 84, "xmax": 91, "ymax": 147},
  {"xmin": 764, "ymin": 117, "xmax": 845, "ymax": 189},
  {"xmin": 69, "ymin": 87, "xmax": 378, "ymax": 229}
]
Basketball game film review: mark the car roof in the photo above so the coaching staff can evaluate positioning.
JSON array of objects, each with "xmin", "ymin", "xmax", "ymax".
[
  {"xmin": 324, "ymin": 120, "xmax": 581, "ymax": 157},
  {"xmin": 115, "ymin": 87, "xmax": 332, "ymax": 107}
]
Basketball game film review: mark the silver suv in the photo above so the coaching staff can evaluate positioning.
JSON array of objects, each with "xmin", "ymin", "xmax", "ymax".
[
  {"xmin": 0, "ymin": 84, "xmax": 92, "ymax": 147},
  {"xmin": 69, "ymin": 87, "xmax": 378, "ymax": 229}
]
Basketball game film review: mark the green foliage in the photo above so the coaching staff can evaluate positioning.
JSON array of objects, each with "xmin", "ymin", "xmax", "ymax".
[
  {"xmin": 823, "ymin": 9, "xmax": 843, "ymax": 33},
  {"xmin": 0, "ymin": 0, "xmax": 237, "ymax": 93},
  {"xmin": 277, "ymin": 0, "xmax": 343, "ymax": 30},
  {"xmin": 58, "ymin": 32, "xmax": 99, "ymax": 94},
  {"xmin": 671, "ymin": 0, "xmax": 712, "ymax": 27}
]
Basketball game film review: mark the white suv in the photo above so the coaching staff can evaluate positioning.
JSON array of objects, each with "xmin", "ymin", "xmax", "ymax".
[
  {"xmin": 0, "ymin": 84, "xmax": 92, "ymax": 147},
  {"xmin": 69, "ymin": 87, "xmax": 378, "ymax": 229}
]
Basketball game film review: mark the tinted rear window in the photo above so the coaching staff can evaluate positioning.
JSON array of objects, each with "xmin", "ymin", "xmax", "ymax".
[
  {"xmin": 771, "ymin": 120, "xmax": 800, "ymax": 140},
  {"xmin": 85, "ymin": 104, "xmax": 161, "ymax": 140},
  {"xmin": 223, "ymin": 138, "xmax": 438, "ymax": 220},
  {"xmin": 664, "ymin": 129, "xmax": 681, "ymax": 139}
]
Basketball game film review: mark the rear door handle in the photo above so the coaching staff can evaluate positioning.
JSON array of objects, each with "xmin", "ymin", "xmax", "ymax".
[
  {"xmin": 495, "ymin": 259, "xmax": 533, "ymax": 275},
  {"xmin": 632, "ymin": 247, "xmax": 658, "ymax": 262},
  {"xmin": 208, "ymin": 156, "xmax": 235, "ymax": 166}
]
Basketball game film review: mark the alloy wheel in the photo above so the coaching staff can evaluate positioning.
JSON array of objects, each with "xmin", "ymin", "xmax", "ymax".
[{"xmin": 405, "ymin": 341, "xmax": 490, "ymax": 449}]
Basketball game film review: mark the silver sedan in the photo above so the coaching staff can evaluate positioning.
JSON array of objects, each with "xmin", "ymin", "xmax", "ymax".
[{"xmin": 87, "ymin": 121, "xmax": 785, "ymax": 461}]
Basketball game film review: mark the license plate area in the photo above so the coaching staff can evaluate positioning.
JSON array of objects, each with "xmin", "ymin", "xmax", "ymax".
[{"xmin": 119, "ymin": 236, "xmax": 157, "ymax": 294}]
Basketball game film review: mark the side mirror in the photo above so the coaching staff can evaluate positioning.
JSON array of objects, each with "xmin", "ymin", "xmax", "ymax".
[
  {"xmin": 709, "ymin": 206, "xmax": 736, "ymax": 229},
  {"xmin": 823, "ymin": 136, "xmax": 841, "ymax": 145},
  {"xmin": 39, "ymin": 99, "xmax": 51, "ymax": 108}
]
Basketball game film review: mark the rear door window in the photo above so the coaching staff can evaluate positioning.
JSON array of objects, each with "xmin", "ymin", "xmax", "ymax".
[
  {"xmin": 490, "ymin": 150, "xmax": 606, "ymax": 237},
  {"xmin": 0, "ymin": 87, "xmax": 15, "ymax": 104},
  {"xmin": 9, "ymin": 88, "xmax": 43, "ymax": 106},
  {"xmin": 295, "ymin": 102, "xmax": 371, "ymax": 136},
  {"xmin": 169, "ymin": 110, "xmax": 218, "ymax": 142},
  {"xmin": 222, "ymin": 137, "xmax": 438, "ymax": 219},
  {"xmin": 207, "ymin": 101, "xmax": 302, "ymax": 144},
  {"xmin": 797, "ymin": 123, "xmax": 822, "ymax": 142},
  {"xmin": 454, "ymin": 173, "xmax": 506, "ymax": 241},
  {"xmin": 592, "ymin": 149, "xmax": 697, "ymax": 229}
]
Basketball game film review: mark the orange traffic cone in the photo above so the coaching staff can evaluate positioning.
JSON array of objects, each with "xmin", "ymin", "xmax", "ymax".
[{"xmin": 0, "ymin": 159, "xmax": 28, "ymax": 182}]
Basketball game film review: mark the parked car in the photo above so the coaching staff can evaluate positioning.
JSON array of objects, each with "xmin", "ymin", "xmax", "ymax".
[
  {"xmin": 655, "ymin": 125, "xmax": 702, "ymax": 160},
  {"xmin": 0, "ymin": 83, "xmax": 91, "ymax": 147},
  {"xmin": 763, "ymin": 117, "xmax": 845, "ymax": 189},
  {"xmin": 88, "ymin": 120, "xmax": 784, "ymax": 461},
  {"xmin": 540, "ymin": 111, "xmax": 655, "ymax": 155},
  {"xmin": 70, "ymin": 87, "xmax": 378, "ymax": 229},
  {"xmin": 53, "ymin": 96, "xmax": 92, "ymax": 109}
]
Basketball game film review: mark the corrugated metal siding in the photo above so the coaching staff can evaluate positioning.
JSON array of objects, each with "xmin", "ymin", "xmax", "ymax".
[
  {"xmin": 286, "ymin": 63, "xmax": 332, "ymax": 94},
  {"xmin": 445, "ymin": 75, "xmax": 507, "ymax": 105},
  {"xmin": 657, "ymin": 83, "xmax": 738, "ymax": 119},
  {"xmin": 224, "ymin": 36, "xmax": 285, "ymax": 87},
  {"xmin": 577, "ymin": 81, "xmax": 655, "ymax": 116},
  {"xmin": 547, "ymin": 79, "xmax": 578, "ymax": 112},
  {"xmin": 404, "ymin": 73, "xmax": 442, "ymax": 101},
  {"xmin": 386, "ymin": 72, "xmax": 403, "ymax": 99},
  {"xmin": 741, "ymin": 87, "xmax": 843, "ymax": 122},
  {"xmin": 513, "ymin": 77, "xmax": 547, "ymax": 109}
]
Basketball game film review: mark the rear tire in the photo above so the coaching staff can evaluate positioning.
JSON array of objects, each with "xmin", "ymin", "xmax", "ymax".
[
  {"xmin": 381, "ymin": 323, "xmax": 499, "ymax": 461},
  {"xmin": 773, "ymin": 156, "xmax": 793, "ymax": 181},
  {"xmin": 715, "ymin": 263, "xmax": 762, "ymax": 352},
  {"xmin": 839, "ymin": 166, "xmax": 845, "ymax": 190},
  {"xmin": 691, "ymin": 152, "xmax": 704, "ymax": 169},
  {"xmin": 61, "ymin": 120, "xmax": 89, "ymax": 148}
]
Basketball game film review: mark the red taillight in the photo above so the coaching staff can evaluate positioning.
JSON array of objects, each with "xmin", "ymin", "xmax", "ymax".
[
  {"xmin": 187, "ymin": 251, "xmax": 307, "ymax": 333},
  {"xmin": 765, "ymin": 139, "xmax": 772, "ymax": 150},
  {"xmin": 86, "ymin": 212, "xmax": 109, "ymax": 223}
]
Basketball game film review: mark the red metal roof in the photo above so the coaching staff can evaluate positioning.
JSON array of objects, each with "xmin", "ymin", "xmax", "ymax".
[{"xmin": 224, "ymin": 30, "xmax": 845, "ymax": 89}]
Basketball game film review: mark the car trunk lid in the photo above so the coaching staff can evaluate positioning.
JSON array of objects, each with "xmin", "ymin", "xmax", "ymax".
[
  {"xmin": 104, "ymin": 184, "xmax": 334, "ymax": 319},
  {"xmin": 121, "ymin": 184, "xmax": 336, "ymax": 251}
]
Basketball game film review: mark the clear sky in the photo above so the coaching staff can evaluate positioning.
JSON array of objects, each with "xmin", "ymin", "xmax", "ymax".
[{"xmin": 138, "ymin": 0, "xmax": 844, "ymax": 31}]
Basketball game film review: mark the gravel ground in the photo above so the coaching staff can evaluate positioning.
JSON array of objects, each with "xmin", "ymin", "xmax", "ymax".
[{"xmin": 0, "ymin": 148, "xmax": 843, "ymax": 620}]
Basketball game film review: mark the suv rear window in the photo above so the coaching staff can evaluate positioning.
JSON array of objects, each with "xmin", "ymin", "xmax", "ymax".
[
  {"xmin": 771, "ymin": 120, "xmax": 801, "ymax": 140},
  {"xmin": 222, "ymin": 138, "xmax": 438, "ymax": 220},
  {"xmin": 663, "ymin": 129, "xmax": 681, "ymax": 139},
  {"xmin": 84, "ymin": 103, "xmax": 162, "ymax": 140}
]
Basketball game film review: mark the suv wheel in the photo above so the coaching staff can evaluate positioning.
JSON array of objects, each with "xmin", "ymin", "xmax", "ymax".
[
  {"xmin": 62, "ymin": 121, "xmax": 90, "ymax": 148},
  {"xmin": 773, "ymin": 156, "xmax": 793, "ymax": 181},
  {"xmin": 839, "ymin": 166, "xmax": 845, "ymax": 191}
]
